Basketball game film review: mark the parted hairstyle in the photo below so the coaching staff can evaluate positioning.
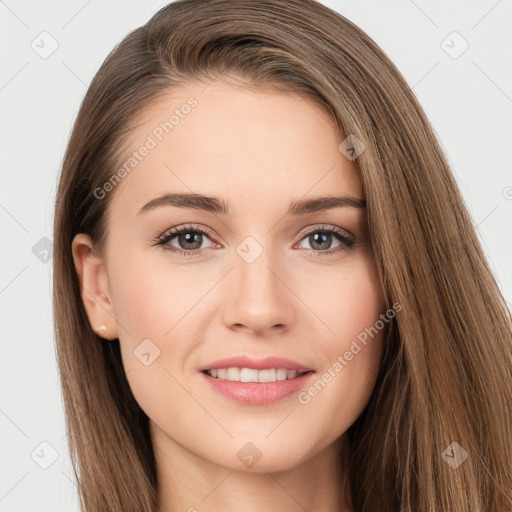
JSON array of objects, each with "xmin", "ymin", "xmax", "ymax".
[{"xmin": 53, "ymin": 0, "xmax": 512, "ymax": 510}]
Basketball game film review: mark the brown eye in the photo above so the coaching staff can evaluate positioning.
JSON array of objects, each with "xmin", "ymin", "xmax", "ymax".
[
  {"xmin": 155, "ymin": 225, "xmax": 216, "ymax": 256},
  {"xmin": 296, "ymin": 225, "xmax": 355, "ymax": 257},
  {"xmin": 175, "ymin": 231, "xmax": 203, "ymax": 250}
]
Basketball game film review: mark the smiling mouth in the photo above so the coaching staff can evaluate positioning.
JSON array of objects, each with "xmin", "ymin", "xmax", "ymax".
[{"xmin": 202, "ymin": 367, "xmax": 313, "ymax": 383}]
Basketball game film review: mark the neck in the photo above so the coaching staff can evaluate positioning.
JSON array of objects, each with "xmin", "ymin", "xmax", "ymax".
[{"xmin": 152, "ymin": 422, "xmax": 352, "ymax": 512}]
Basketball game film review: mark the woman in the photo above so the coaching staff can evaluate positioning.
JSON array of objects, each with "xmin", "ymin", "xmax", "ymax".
[{"xmin": 53, "ymin": 0, "xmax": 512, "ymax": 510}]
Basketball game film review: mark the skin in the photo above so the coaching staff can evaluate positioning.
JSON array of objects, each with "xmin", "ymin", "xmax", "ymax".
[{"xmin": 72, "ymin": 79, "xmax": 387, "ymax": 512}]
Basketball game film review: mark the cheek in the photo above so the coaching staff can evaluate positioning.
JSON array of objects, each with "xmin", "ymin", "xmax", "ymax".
[
  {"xmin": 105, "ymin": 247, "xmax": 217, "ymax": 411},
  {"xmin": 297, "ymin": 252, "xmax": 387, "ymax": 422},
  {"xmin": 106, "ymin": 249, "xmax": 198, "ymax": 426},
  {"xmin": 305, "ymin": 250, "xmax": 386, "ymax": 351},
  {"xmin": 107, "ymin": 245, "xmax": 202, "ymax": 343}
]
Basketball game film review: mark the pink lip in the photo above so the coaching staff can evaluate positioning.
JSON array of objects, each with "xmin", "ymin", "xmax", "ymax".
[
  {"xmin": 199, "ymin": 355, "xmax": 313, "ymax": 372},
  {"xmin": 198, "ymin": 355, "xmax": 315, "ymax": 405},
  {"xmin": 200, "ymin": 371, "xmax": 315, "ymax": 405}
]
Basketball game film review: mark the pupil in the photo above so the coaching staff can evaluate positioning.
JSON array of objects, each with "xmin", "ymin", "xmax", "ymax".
[
  {"xmin": 180, "ymin": 232, "xmax": 201, "ymax": 249},
  {"xmin": 311, "ymin": 232, "xmax": 331, "ymax": 250}
]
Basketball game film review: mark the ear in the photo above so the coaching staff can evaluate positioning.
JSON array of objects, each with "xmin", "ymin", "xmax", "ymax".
[{"xmin": 71, "ymin": 233, "xmax": 119, "ymax": 340}]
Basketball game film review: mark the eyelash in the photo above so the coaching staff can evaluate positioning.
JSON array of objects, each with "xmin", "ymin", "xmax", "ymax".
[
  {"xmin": 153, "ymin": 223, "xmax": 356, "ymax": 258},
  {"xmin": 155, "ymin": 225, "xmax": 355, "ymax": 257}
]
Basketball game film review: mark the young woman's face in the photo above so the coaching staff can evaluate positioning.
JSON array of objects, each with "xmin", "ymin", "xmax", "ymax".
[{"xmin": 74, "ymin": 79, "xmax": 387, "ymax": 473}]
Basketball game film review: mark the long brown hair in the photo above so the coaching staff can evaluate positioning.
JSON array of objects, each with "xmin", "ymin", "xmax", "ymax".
[{"xmin": 53, "ymin": 0, "xmax": 512, "ymax": 510}]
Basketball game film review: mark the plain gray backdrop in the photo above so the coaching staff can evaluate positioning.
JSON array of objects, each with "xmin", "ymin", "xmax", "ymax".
[{"xmin": 1, "ymin": 0, "xmax": 511, "ymax": 510}]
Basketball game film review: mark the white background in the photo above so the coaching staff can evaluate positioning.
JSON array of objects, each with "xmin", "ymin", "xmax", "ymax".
[{"xmin": 1, "ymin": 0, "xmax": 511, "ymax": 510}]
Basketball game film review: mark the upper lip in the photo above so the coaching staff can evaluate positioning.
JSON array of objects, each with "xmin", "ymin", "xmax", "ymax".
[{"xmin": 199, "ymin": 355, "xmax": 314, "ymax": 372}]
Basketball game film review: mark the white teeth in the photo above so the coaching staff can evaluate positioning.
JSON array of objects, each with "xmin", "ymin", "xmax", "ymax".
[
  {"xmin": 206, "ymin": 367, "xmax": 306, "ymax": 382},
  {"xmin": 240, "ymin": 368, "xmax": 259, "ymax": 382},
  {"xmin": 226, "ymin": 367, "xmax": 240, "ymax": 380},
  {"xmin": 276, "ymin": 368, "xmax": 287, "ymax": 381},
  {"xmin": 258, "ymin": 369, "xmax": 276, "ymax": 383}
]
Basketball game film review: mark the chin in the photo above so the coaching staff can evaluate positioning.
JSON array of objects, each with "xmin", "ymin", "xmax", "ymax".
[{"xmin": 203, "ymin": 438, "xmax": 313, "ymax": 474}]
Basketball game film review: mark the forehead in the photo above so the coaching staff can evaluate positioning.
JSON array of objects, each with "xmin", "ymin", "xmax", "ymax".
[{"xmin": 107, "ymin": 80, "xmax": 363, "ymax": 218}]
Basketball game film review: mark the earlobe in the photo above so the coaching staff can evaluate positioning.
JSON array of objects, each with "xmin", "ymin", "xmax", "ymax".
[{"xmin": 71, "ymin": 233, "xmax": 119, "ymax": 340}]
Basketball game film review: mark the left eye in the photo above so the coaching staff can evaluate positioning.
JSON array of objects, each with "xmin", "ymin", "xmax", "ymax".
[
  {"xmin": 156, "ymin": 226, "xmax": 216, "ymax": 255},
  {"xmin": 154, "ymin": 224, "xmax": 355, "ymax": 257},
  {"xmin": 297, "ymin": 230, "xmax": 352, "ymax": 252}
]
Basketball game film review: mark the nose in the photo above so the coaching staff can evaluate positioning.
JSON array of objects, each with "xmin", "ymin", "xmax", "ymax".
[{"xmin": 221, "ymin": 243, "xmax": 295, "ymax": 337}]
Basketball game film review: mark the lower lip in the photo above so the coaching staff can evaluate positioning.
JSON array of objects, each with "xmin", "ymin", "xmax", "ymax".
[{"xmin": 200, "ymin": 370, "xmax": 315, "ymax": 405}]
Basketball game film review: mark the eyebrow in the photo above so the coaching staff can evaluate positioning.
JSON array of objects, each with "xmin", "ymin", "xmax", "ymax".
[{"xmin": 136, "ymin": 192, "xmax": 366, "ymax": 216}]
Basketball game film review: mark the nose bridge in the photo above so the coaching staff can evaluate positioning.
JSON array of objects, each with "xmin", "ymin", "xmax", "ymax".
[
  {"xmin": 223, "ymin": 233, "xmax": 294, "ymax": 333},
  {"xmin": 235, "ymin": 233, "xmax": 281, "ymax": 296}
]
